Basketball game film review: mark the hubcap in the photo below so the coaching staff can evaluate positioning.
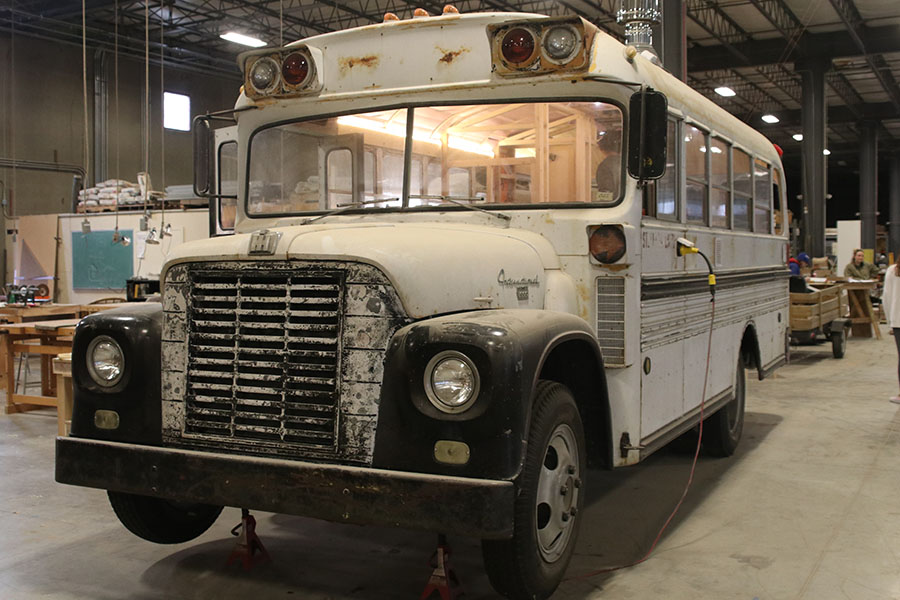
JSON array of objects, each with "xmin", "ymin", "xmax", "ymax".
[{"xmin": 535, "ymin": 423, "xmax": 579, "ymax": 562}]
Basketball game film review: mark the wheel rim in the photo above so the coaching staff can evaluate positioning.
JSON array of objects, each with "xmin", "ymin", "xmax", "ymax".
[{"xmin": 535, "ymin": 423, "xmax": 580, "ymax": 563}]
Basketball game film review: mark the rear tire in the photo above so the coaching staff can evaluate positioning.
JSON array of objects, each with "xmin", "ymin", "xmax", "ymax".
[
  {"xmin": 108, "ymin": 491, "xmax": 223, "ymax": 544},
  {"xmin": 482, "ymin": 381, "xmax": 586, "ymax": 600},
  {"xmin": 704, "ymin": 355, "xmax": 745, "ymax": 457}
]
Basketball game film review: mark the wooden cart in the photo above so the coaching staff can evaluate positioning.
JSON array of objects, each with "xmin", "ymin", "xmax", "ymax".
[{"xmin": 789, "ymin": 282, "xmax": 850, "ymax": 358}]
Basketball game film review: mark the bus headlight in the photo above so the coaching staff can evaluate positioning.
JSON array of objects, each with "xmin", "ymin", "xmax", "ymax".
[
  {"xmin": 424, "ymin": 351, "xmax": 480, "ymax": 413},
  {"xmin": 249, "ymin": 56, "xmax": 280, "ymax": 95},
  {"xmin": 542, "ymin": 25, "xmax": 580, "ymax": 63},
  {"xmin": 86, "ymin": 335, "xmax": 125, "ymax": 387}
]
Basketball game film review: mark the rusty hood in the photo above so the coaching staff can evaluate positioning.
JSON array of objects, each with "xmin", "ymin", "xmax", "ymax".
[{"xmin": 164, "ymin": 221, "xmax": 557, "ymax": 319}]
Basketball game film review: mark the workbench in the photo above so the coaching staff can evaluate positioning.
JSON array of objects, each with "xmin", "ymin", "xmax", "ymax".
[
  {"xmin": 3, "ymin": 318, "xmax": 79, "ymax": 415},
  {"xmin": 843, "ymin": 281, "xmax": 882, "ymax": 339}
]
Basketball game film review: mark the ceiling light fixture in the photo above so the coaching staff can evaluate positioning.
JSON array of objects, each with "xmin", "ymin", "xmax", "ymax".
[
  {"xmin": 761, "ymin": 114, "xmax": 780, "ymax": 124},
  {"xmin": 714, "ymin": 86, "xmax": 736, "ymax": 97},
  {"xmin": 823, "ymin": 149, "xmax": 831, "ymax": 156},
  {"xmin": 220, "ymin": 32, "xmax": 266, "ymax": 48},
  {"xmin": 792, "ymin": 133, "xmax": 803, "ymax": 141}
]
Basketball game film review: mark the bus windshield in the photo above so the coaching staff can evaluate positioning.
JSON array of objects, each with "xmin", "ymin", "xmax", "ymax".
[{"xmin": 246, "ymin": 101, "xmax": 623, "ymax": 216}]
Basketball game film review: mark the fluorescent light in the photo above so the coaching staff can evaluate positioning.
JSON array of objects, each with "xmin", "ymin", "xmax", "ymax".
[
  {"xmin": 823, "ymin": 149, "xmax": 831, "ymax": 155},
  {"xmin": 336, "ymin": 115, "xmax": 494, "ymax": 158},
  {"xmin": 710, "ymin": 146, "xmax": 723, "ymax": 154},
  {"xmin": 714, "ymin": 86, "xmax": 736, "ymax": 97},
  {"xmin": 761, "ymin": 114, "xmax": 780, "ymax": 124},
  {"xmin": 220, "ymin": 32, "xmax": 266, "ymax": 48},
  {"xmin": 793, "ymin": 133, "xmax": 803, "ymax": 141}
]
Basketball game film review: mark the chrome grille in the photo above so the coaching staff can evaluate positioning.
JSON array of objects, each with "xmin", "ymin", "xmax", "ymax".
[
  {"xmin": 184, "ymin": 268, "xmax": 343, "ymax": 453},
  {"xmin": 596, "ymin": 276, "xmax": 625, "ymax": 366}
]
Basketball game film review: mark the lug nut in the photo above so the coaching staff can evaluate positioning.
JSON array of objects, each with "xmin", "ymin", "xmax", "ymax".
[
  {"xmin": 561, "ymin": 512, "xmax": 570, "ymax": 522},
  {"xmin": 560, "ymin": 484, "xmax": 569, "ymax": 496},
  {"xmin": 569, "ymin": 507, "xmax": 578, "ymax": 516},
  {"xmin": 567, "ymin": 465, "xmax": 576, "ymax": 475},
  {"xmin": 574, "ymin": 478, "xmax": 582, "ymax": 488}
]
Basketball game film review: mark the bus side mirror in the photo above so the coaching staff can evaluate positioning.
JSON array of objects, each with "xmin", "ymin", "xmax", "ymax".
[
  {"xmin": 193, "ymin": 116, "xmax": 212, "ymax": 197},
  {"xmin": 627, "ymin": 89, "xmax": 668, "ymax": 181}
]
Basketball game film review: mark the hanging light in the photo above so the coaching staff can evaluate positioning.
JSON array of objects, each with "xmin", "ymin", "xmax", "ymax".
[
  {"xmin": 162, "ymin": 223, "xmax": 173, "ymax": 237},
  {"xmin": 81, "ymin": 218, "xmax": 91, "ymax": 234},
  {"xmin": 146, "ymin": 228, "xmax": 160, "ymax": 245}
]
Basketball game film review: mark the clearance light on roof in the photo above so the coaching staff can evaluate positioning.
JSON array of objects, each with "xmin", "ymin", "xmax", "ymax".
[
  {"xmin": 761, "ymin": 114, "xmax": 780, "ymax": 124},
  {"xmin": 336, "ymin": 115, "xmax": 494, "ymax": 157},
  {"xmin": 242, "ymin": 46, "xmax": 321, "ymax": 99},
  {"xmin": 221, "ymin": 32, "xmax": 266, "ymax": 48},
  {"xmin": 489, "ymin": 16, "xmax": 597, "ymax": 77}
]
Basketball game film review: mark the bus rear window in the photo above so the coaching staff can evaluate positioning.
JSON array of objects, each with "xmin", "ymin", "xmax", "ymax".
[{"xmin": 246, "ymin": 101, "xmax": 623, "ymax": 216}]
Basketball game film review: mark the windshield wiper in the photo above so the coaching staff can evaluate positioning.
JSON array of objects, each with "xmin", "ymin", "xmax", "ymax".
[
  {"xmin": 300, "ymin": 198, "xmax": 399, "ymax": 225},
  {"xmin": 408, "ymin": 195, "xmax": 510, "ymax": 222}
]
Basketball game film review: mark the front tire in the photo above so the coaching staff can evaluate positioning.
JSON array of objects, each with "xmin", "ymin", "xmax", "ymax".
[
  {"xmin": 482, "ymin": 381, "xmax": 586, "ymax": 600},
  {"xmin": 108, "ymin": 491, "xmax": 223, "ymax": 544},
  {"xmin": 831, "ymin": 328, "xmax": 847, "ymax": 358},
  {"xmin": 704, "ymin": 355, "xmax": 746, "ymax": 457}
]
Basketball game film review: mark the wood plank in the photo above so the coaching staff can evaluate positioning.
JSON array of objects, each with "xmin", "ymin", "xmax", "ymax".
[
  {"xmin": 11, "ymin": 344, "xmax": 72, "ymax": 355},
  {"xmin": 11, "ymin": 394, "xmax": 57, "ymax": 407}
]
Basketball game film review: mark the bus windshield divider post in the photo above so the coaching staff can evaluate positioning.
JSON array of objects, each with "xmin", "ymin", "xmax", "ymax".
[{"xmin": 401, "ymin": 108, "xmax": 415, "ymax": 208}]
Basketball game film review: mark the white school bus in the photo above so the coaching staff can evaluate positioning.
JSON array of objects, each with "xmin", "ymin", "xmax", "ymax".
[{"xmin": 57, "ymin": 10, "xmax": 789, "ymax": 599}]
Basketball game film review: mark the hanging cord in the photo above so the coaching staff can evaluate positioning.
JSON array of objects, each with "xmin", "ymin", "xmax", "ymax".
[
  {"xmin": 143, "ymin": 1, "xmax": 149, "ymax": 184},
  {"xmin": 575, "ymin": 240, "xmax": 717, "ymax": 580},
  {"xmin": 280, "ymin": 0, "xmax": 284, "ymax": 47},
  {"xmin": 113, "ymin": 0, "xmax": 120, "ymax": 233},
  {"xmin": 159, "ymin": 0, "xmax": 166, "ymax": 236},
  {"xmin": 8, "ymin": 0, "xmax": 16, "ymax": 219},
  {"xmin": 81, "ymin": 0, "xmax": 89, "ymax": 190}
]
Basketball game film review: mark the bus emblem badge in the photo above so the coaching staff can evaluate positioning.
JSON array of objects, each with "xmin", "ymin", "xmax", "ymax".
[{"xmin": 248, "ymin": 230, "xmax": 282, "ymax": 255}]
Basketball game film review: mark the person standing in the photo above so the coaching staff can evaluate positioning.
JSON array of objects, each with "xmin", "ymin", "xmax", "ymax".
[
  {"xmin": 883, "ymin": 255, "xmax": 900, "ymax": 404},
  {"xmin": 844, "ymin": 248, "xmax": 880, "ymax": 279}
]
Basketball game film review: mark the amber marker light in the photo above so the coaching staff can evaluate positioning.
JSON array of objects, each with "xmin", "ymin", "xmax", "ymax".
[
  {"xmin": 443, "ymin": 4, "xmax": 459, "ymax": 13},
  {"xmin": 384, "ymin": 12, "xmax": 399, "ymax": 21},
  {"xmin": 588, "ymin": 225, "xmax": 626, "ymax": 264},
  {"xmin": 501, "ymin": 28, "xmax": 536, "ymax": 64}
]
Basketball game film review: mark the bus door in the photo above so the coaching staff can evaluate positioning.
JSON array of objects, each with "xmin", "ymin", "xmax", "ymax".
[
  {"xmin": 210, "ymin": 125, "xmax": 237, "ymax": 236},
  {"xmin": 318, "ymin": 134, "xmax": 365, "ymax": 209}
]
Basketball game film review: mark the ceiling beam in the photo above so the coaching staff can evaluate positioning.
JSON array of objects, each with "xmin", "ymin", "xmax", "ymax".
[{"xmin": 687, "ymin": 24, "xmax": 900, "ymax": 72}]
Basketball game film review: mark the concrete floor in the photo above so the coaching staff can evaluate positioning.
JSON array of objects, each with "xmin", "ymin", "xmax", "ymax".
[{"xmin": 2, "ymin": 329, "xmax": 900, "ymax": 599}]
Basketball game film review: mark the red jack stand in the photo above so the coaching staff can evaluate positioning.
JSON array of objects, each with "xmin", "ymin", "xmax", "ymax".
[
  {"xmin": 419, "ymin": 534, "xmax": 463, "ymax": 600},
  {"xmin": 226, "ymin": 508, "xmax": 271, "ymax": 571}
]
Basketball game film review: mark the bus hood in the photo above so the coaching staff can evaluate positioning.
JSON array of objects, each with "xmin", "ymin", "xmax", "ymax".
[{"xmin": 165, "ymin": 222, "xmax": 558, "ymax": 319}]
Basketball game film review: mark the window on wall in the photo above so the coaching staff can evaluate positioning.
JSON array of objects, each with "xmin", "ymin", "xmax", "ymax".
[
  {"xmin": 685, "ymin": 125, "xmax": 708, "ymax": 224},
  {"xmin": 733, "ymin": 148, "xmax": 753, "ymax": 231},
  {"xmin": 709, "ymin": 137, "xmax": 730, "ymax": 228},
  {"xmin": 163, "ymin": 92, "xmax": 191, "ymax": 131},
  {"xmin": 754, "ymin": 159, "xmax": 772, "ymax": 233}
]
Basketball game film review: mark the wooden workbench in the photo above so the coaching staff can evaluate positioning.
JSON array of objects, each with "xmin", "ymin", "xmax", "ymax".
[
  {"xmin": 843, "ymin": 281, "xmax": 882, "ymax": 339},
  {"xmin": 3, "ymin": 318, "xmax": 79, "ymax": 414}
]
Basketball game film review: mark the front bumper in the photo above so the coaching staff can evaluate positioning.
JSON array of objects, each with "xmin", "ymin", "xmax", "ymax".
[{"xmin": 56, "ymin": 437, "xmax": 515, "ymax": 539}]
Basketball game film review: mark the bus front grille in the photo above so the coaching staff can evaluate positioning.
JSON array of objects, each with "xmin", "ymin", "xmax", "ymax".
[{"xmin": 183, "ymin": 268, "xmax": 343, "ymax": 454}]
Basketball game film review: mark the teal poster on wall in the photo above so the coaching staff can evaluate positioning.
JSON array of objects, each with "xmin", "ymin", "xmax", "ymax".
[{"xmin": 72, "ymin": 230, "xmax": 134, "ymax": 289}]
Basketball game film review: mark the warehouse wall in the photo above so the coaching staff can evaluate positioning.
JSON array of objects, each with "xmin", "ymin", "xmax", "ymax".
[{"xmin": 0, "ymin": 32, "xmax": 241, "ymax": 284}]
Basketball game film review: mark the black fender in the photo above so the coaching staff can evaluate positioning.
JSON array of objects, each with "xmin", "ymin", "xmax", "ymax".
[
  {"xmin": 372, "ymin": 309, "xmax": 608, "ymax": 481},
  {"xmin": 69, "ymin": 303, "xmax": 163, "ymax": 445}
]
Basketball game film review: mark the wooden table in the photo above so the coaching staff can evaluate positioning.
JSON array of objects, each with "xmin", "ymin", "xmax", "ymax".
[
  {"xmin": 53, "ymin": 353, "xmax": 73, "ymax": 436},
  {"xmin": 0, "ymin": 303, "xmax": 83, "ymax": 324},
  {"xmin": 843, "ymin": 281, "xmax": 882, "ymax": 339},
  {"xmin": 3, "ymin": 318, "xmax": 79, "ymax": 415}
]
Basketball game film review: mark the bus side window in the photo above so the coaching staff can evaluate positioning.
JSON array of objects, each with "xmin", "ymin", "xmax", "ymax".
[
  {"xmin": 754, "ymin": 159, "xmax": 772, "ymax": 233},
  {"xmin": 772, "ymin": 167, "xmax": 783, "ymax": 235},
  {"xmin": 642, "ymin": 118, "xmax": 679, "ymax": 220},
  {"xmin": 733, "ymin": 148, "xmax": 753, "ymax": 231},
  {"xmin": 685, "ymin": 125, "xmax": 708, "ymax": 225},
  {"xmin": 709, "ymin": 136, "xmax": 729, "ymax": 228}
]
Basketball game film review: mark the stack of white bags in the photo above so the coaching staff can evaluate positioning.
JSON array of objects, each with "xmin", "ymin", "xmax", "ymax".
[{"xmin": 77, "ymin": 179, "xmax": 143, "ymax": 209}]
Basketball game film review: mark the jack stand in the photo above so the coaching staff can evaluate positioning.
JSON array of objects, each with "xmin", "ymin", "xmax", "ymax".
[
  {"xmin": 419, "ymin": 534, "xmax": 463, "ymax": 600},
  {"xmin": 226, "ymin": 508, "xmax": 271, "ymax": 571}
]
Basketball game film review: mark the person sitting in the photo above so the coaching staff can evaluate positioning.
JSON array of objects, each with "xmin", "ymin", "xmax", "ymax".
[
  {"xmin": 844, "ymin": 248, "xmax": 880, "ymax": 280},
  {"xmin": 788, "ymin": 252, "xmax": 811, "ymax": 276}
]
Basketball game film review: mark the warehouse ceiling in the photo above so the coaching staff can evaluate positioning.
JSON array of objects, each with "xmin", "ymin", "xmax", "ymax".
[{"xmin": 2, "ymin": 0, "xmax": 900, "ymax": 166}]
